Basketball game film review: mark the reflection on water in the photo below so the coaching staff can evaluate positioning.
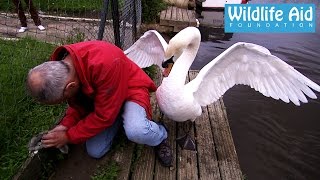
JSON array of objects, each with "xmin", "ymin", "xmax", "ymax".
[{"xmin": 191, "ymin": 0, "xmax": 320, "ymax": 179}]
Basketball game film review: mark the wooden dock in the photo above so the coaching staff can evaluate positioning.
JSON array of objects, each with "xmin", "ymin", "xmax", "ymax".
[
  {"xmin": 131, "ymin": 70, "xmax": 242, "ymax": 180},
  {"xmin": 160, "ymin": 6, "xmax": 199, "ymax": 32},
  {"xmin": 15, "ymin": 70, "xmax": 242, "ymax": 180}
]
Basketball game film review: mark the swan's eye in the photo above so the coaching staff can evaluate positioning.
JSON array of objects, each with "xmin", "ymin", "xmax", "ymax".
[{"xmin": 162, "ymin": 56, "xmax": 174, "ymax": 68}]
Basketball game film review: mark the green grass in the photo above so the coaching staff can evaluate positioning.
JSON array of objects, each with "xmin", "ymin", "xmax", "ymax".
[
  {"xmin": 91, "ymin": 161, "xmax": 120, "ymax": 180},
  {"xmin": 0, "ymin": 0, "xmax": 166, "ymax": 23},
  {"xmin": 0, "ymin": 0, "xmax": 102, "ymax": 15},
  {"xmin": 0, "ymin": 37, "xmax": 66, "ymax": 179}
]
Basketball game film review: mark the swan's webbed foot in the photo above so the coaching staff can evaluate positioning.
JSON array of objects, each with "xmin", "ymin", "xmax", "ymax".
[
  {"xmin": 176, "ymin": 133, "xmax": 196, "ymax": 151},
  {"xmin": 176, "ymin": 120, "xmax": 196, "ymax": 151}
]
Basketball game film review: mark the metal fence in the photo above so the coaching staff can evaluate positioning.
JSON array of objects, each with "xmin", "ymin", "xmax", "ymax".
[
  {"xmin": 0, "ymin": 1, "xmax": 141, "ymax": 178},
  {"xmin": 0, "ymin": 0, "xmax": 141, "ymax": 48}
]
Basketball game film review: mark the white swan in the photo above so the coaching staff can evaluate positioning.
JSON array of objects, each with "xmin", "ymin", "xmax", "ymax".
[{"xmin": 124, "ymin": 27, "xmax": 320, "ymax": 149}]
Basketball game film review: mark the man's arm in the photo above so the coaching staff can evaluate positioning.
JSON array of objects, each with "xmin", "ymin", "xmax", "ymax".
[
  {"xmin": 41, "ymin": 106, "xmax": 81, "ymax": 148},
  {"xmin": 59, "ymin": 107, "xmax": 81, "ymax": 129},
  {"xmin": 65, "ymin": 60, "xmax": 129, "ymax": 144}
]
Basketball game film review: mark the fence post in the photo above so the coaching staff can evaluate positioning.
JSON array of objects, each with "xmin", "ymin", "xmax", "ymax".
[
  {"xmin": 111, "ymin": 0, "xmax": 121, "ymax": 48},
  {"xmin": 133, "ymin": 0, "xmax": 137, "ymax": 41},
  {"xmin": 97, "ymin": 0, "xmax": 110, "ymax": 40}
]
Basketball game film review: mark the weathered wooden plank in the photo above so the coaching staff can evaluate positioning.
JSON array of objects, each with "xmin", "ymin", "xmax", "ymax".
[
  {"xmin": 114, "ymin": 142, "xmax": 135, "ymax": 180},
  {"xmin": 173, "ymin": 10, "xmax": 196, "ymax": 29},
  {"xmin": 135, "ymin": 69, "xmax": 241, "ymax": 180},
  {"xmin": 219, "ymin": 99, "xmax": 242, "ymax": 179},
  {"xmin": 131, "ymin": 146, "xmax": 155, "ymax": 180},
  {"xmin": 208, "ymin": 100, "xmax": 242, "ymax": 180},
  {"xmin": 160, "ymin": 9, "xmax": 166, "ymax": 22},
  {"xmin": 165, "ymin": 6, "xmax": 172, "ymax": 20},
  {"xmin": 182, "ymin": 9, "xmax": 189, "ymax": 23},
  {"xmin": 131, "ymin": 89, "xmax": 159, "ymax": 180},
  {"xmin": 154, "ymin": 115, "xmax": 177, "ymax": 180},
  {"xmin": 176, "ymin": 72, "xmax": 198, "ymax": 180},
  {"xmin": 189, "ymin": 71, "xmax": 221, "ymax": 180},
  {"xmin": 160, "ymin": 6, "xmax": 198, "ymax": 31},
  {"xmin": 153, "ymin": 67, "xmax": 176, "ymax": 180},
  {"xmin": 187, "ymin": 10, "xmax": 197, "ymax": 26},
  {"xmin": 171, "ymin": 6, "xmax": 177, "ymax": 21},
  {"xmin": 160, "ymin": 7, "xmax": 171, "ymax": 26},
  {"xmin": 197, "ymin": 106, "xmax": 223, "ymax": 180},
  {"xmin": 177, "ymin": 121, "xmax": 198, "ymax": 180},
  {"xmin": 176, "ymin": 7, "xmax": 183, "ymax": 22}
]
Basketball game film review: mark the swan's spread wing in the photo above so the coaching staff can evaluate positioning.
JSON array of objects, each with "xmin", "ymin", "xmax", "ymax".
[
  {"xmin": 124, "ymin": 30, "xmax": 167, "ymax": 68},
  {"xmin": 188, "ymin": 42, "xmax": 320, "ymax": 106}
]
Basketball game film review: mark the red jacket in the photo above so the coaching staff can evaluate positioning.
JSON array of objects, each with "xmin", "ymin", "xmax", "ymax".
[{"xmin": 50, "ymin": 41, "xmax": 157, "ymax": 144}]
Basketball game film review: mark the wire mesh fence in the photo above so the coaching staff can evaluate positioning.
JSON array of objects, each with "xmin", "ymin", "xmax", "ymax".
[
  {"xmin": 0, "ymin": 0, "xmax": 141, "ymax": 179},
  {"xmin": 0, "ymin": 0, "xmax": 141, "ymax": 46}
]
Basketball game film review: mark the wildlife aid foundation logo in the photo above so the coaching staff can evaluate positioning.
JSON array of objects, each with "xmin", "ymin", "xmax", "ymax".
[{"xmin": 224, "ymin": 4, "xmax": 316, "ymax": 33}]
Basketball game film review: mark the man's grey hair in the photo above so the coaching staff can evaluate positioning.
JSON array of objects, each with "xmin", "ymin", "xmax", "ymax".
[{"xmin": 26, "ymin": 61, "xmax": 70, "ymax": 103}]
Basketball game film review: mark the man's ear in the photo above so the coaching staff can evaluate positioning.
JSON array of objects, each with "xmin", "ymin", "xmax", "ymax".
[
  {"xmin": 64, "ymin": 82, "xmax": 78, "ymax": 97},
  {"xmin": 66, "ymin": 82, "xmax": 77, "ymax": 90}
]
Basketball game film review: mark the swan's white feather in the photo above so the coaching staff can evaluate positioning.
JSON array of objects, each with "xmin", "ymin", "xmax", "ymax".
[
  {"xmin": 124, "ymin": 30, "xmax": 167, "ymax": 69},
  {"xmin": 124, "ymin": 27, "xmax": 320, "ymax": 122},
  {"xmin": 187, "ymin": 42, "xmax": 320, "ymax": 107}
]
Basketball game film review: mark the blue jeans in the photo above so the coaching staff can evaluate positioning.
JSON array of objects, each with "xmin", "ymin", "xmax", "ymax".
[{"xmin": 86, "ymin": 101, "xmax": 168, "ymax": 158}]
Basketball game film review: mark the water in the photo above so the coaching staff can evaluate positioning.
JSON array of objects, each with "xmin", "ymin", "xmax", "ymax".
[{"xmin": 191, "ymin": 0, "xmax": 320, "ymax": 179}]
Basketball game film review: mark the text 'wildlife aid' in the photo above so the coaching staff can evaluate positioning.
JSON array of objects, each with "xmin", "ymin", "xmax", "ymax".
[{"xmin": 225, "ymin": 4, "xmax": 316, "ymax": 33}]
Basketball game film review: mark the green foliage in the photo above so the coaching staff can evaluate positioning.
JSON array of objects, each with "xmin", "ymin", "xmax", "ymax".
[
  {"xmin": 91, "ymin": 161, "xmax": 120, "ymax": 180},
  {"xmin": 0, "ymin": 37, "xmax": 66, "ymax": 179},
  {"xmin": 143, "ymin": 65, "xmax": 157, "ymax": 80},
  {"xmin": 0, "ymin": 1, "xmax": 14, "ymax": 11},
  {"xmin": 141, "ymin": 0, "xmax": 168, "ymax": 23}
]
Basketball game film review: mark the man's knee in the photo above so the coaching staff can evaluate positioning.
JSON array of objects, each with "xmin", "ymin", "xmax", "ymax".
[
  {"xmin": 86, "ymin": 143, "xmax": 111, "ymax": 159},
  {"xmin": 124, "ymin": 122, "xmax": 150, "ymax": 144}
]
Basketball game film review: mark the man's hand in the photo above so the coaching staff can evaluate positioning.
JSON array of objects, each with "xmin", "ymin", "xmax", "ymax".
[
  {"xmin": 42, "ymin": 131, "xmax": 69, "ymax": 148},
  {"xmin": 50, "ymin": 125, "xmax": 68, "ymax": 132}
]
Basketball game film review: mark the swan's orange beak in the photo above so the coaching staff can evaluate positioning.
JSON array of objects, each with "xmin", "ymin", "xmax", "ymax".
[
  {"xmin": 162, "ymin": 56, "xmax": 174, "ymax": 77},
  {"xmin": 162, "ymin": 63, "xmax": 174, "ymax": 77}
]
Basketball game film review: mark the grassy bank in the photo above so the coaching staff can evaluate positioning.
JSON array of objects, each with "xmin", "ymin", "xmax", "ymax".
[
  {"xmin": 0, "ymin": 38, "xmax": 66, "ymax": 179},
  {"xmin": 0, "ymin": 0, "xmax": 166, "ymax": 23},
  {"xmin": 0, "ymin": 0, "xmax": 102, "ymax": 14}
]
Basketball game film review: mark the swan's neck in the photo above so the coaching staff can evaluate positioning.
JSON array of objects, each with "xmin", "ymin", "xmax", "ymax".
[{"xmin": 167, "ymin": 44, "xmax": 199, "ymax": 86}]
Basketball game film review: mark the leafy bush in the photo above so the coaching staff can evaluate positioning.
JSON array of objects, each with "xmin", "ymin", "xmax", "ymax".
[{"xmin": 141, "ymin": 0, "xmax": 168, "ymax": 23}]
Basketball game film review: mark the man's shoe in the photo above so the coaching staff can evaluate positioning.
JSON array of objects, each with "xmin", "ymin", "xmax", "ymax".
[
  {"xmin": 37, "ymin": 25, "xmax": 46, "ymax": 31},
  {"xmin": 18, "ymin": 27, "xmax": 28, "ymax": 33},
  {"xmin": 155, "ymin": 138, "xmax": 173, "ymax": 167}
]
